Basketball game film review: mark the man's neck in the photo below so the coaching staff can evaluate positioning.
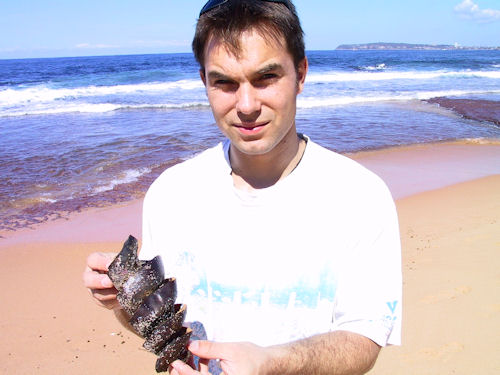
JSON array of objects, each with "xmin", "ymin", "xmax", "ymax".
[{"xmin": 229, "ymin": 133, "xmax": 306, "ymax": 191}]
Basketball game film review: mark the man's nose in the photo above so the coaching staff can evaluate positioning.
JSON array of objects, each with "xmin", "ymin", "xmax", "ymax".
[{"xmin": 235, "ymin": 83, "xmax": 260, "ymax": 115}]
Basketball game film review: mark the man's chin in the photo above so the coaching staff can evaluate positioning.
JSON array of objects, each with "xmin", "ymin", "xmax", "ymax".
[{"xmin": 229, "ymin": 139, "xmax": 275, "ymax": 157}]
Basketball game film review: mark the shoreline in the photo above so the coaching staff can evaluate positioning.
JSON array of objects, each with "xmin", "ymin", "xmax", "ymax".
[
  {"xmin": 350, "ymin": 139, "xmax": 500, "ymax": 199},
  {"xmin": 2, "ymin": 139, "xmax": 499, "ymax": 244},
  {"xmin": 0, "ymin": 199, "xmax": 143, "ymax": 246}
]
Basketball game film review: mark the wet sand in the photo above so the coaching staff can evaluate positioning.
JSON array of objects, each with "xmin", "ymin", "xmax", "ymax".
[
  {"xmin": 351, "ymin": 140, "xmax": 500, "ymax": 199},
  {"xmin": 0, "ymin": 142, "xmax": 499, "ymax": 374}
]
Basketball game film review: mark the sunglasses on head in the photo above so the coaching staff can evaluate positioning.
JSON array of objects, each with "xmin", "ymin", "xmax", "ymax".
[{"xmin": 200, "ymin": 0, "xmax": 293, "ymax": 16}]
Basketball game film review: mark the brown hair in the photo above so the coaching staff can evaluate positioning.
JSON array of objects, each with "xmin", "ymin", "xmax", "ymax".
[{"xmin": 192, "ymin": 0, "xmax": 305, "ymax": 71}]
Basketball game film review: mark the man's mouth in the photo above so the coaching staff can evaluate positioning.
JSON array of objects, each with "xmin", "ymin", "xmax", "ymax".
[{"xmin": 234, "ymin": 122, "xmax": 269, "ymax": 135}]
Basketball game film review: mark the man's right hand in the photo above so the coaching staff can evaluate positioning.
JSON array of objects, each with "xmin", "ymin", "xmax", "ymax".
[{"xmin": 83, "ymin": 252, "xmax": 119, "ymax": 309}]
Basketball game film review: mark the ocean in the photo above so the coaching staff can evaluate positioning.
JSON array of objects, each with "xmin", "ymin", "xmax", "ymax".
[{"xmin": 0, "ymin": 50, "xmax": 499, "ymax": 231}]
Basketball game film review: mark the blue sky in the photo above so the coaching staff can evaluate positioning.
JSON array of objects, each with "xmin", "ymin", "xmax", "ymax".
[{"xmin": 0, "ymin": 0, "xmax": 499, "ymax": 59}]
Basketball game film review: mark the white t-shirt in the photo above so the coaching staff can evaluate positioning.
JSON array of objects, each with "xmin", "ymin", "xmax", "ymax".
[{"xmin": 140, "ymin": 136, "xmax": 402, "ymax": 347}]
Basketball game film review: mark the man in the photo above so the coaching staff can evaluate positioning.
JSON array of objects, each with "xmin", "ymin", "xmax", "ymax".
[{"xmin": 83, "ymin": 1, "xmax": 402, "ymax": 374}]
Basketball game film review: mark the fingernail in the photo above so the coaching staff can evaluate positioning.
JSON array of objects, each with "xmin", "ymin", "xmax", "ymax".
[
  {"xmin": 101, "ymin": 277, "xmax": 113, "ymax": 288},
  {"xmin": 170, "ymin": 360, "xmax": 184, "ymax": 372},
  {"xmin": 188, "ymin": 340, "xmax": 199, "ymax": 350}
]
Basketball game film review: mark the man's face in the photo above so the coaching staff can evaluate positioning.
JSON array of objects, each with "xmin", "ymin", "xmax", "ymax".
[{"xmin": 201, "ymin": 29, "xmax": 307, "ymax": 158}]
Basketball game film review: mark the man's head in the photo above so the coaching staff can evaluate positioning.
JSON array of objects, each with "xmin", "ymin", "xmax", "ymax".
[
  {"xmin": 193, "ymin": 0, "xmax": 308, "ymax": 161},
  {"xmin": 192, "ymin": 0, "xmax": 305, "ymax": 73}
]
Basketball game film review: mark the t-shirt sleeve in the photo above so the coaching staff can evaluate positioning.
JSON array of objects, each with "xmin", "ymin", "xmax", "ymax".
[{"xmin": 331, "ymin": 179, "xmax": 402, "ymax": 347}]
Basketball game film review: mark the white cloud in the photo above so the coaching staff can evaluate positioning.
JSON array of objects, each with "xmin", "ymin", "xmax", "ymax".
[{"xmin": 454, "ymin": 0, "xmax": 500, "ymax": 22}]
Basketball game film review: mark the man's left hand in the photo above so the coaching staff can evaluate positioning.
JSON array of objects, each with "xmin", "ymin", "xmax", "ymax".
[{"xmin": 170, "ymin": 340, "xmax": 271, "ymax": 375}]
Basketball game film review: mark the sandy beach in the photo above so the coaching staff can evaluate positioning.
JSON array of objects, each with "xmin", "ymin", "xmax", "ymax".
[{"xmin": 1, "ymin": 142, "xmax": 499, "ymax": 375}]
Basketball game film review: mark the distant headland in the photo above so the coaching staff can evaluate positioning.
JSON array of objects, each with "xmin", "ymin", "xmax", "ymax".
[{"xmin": 336, "ymin": 43, "xmax": 499, "ymax": 51}]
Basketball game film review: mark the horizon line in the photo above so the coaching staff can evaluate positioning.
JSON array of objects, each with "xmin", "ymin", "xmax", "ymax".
[{"xmin": 1, "ymin": 42, "xmax": 500, "ymax": 61}]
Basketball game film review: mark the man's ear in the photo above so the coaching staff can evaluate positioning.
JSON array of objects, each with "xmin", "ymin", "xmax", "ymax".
[
  {"xmin": 296, "ymin": 57, "xmax": 308, "ymax": 94},
  {"xmin": 199, "ymin": 69, "xmax": 207, "ymax": 86}
]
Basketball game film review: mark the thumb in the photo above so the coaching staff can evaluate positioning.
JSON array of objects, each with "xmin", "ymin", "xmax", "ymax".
[
  {"xmin": 86, "ymin": 252, "xmax": 117, "ymax": 272},
  {"xmin": 188, "ymin": 340, "xmax": 228, "ymax": 360}
]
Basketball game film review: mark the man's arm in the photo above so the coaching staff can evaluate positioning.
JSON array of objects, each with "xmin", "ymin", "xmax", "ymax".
[
  {"xmin": 171, "ymin": 330, "xmax": 380, "ymax": 375},
  {"xmin": 267, "ymin": 330, "xmax": 380, "ymax": 375}
]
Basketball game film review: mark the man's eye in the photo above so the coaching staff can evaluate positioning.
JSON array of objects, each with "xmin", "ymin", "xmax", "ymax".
[
  {"xmin": 253, "ymin": 73, "xmax": 278, "ymax": 87},
  {"xmin": 257, "ymin": 73, "xmax": 277, "ymax": 82},
  {"xmin": 256, "ymin": 73, "xmax": 280, "ymax": 85},
  {"xmin": 214, "ymin": 79, "xmax": 235, "ymax": 87},
  {"xmin": 212, "ymin": 79, "xmax": 237, "ymax": 92}
]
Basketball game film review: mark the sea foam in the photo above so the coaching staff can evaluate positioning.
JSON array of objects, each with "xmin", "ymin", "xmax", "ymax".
[
  {"xmin": 92, "ymin": 167, "xmax": 152, "ymax": 195},
  {"xmin": 306, "ymin": 70, "xmax": 500, "ymax": 83},
  {"xmin": 0, "ymin": 79, "xmax": 203, "ymax": 105},
  {"xmin": 297, "ymin": 89, "xmax": 500, "ymax": 108}
]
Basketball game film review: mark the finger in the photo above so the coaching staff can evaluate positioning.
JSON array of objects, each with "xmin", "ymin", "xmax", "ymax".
[
  {"xmin": 171, "ymin": 360, "xmax": 199, "ymax": 375},
  {"xmin": 90, "ymin": 287, "xmax": 118, "ymax": 301},
  {"xmin": 198, "ymin": 358, "xmax": 210, "ymax": 375},
  {"xmin": 86, "ymin": 284, "xmax": 119, "ymax": 309},
  {"xmin": 86, "ymin": 252, "xmax": 117, "ymax": 272},
  {"xmin": 188, "ymin": 340, "xmax": 226, "ymax": 360},
  {"xmin": 82, "ymin": 269, "xmax": 114, "ymax": 289}
]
